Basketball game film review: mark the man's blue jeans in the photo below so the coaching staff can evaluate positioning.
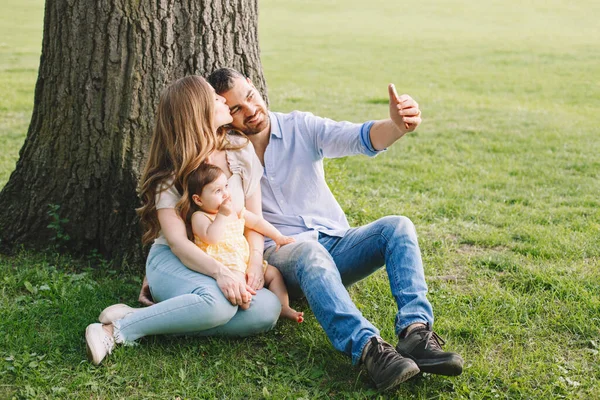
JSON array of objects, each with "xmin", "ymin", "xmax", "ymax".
[{"xmin": 264, "ymin": 216, "xmax": 434, "ymax": 365}]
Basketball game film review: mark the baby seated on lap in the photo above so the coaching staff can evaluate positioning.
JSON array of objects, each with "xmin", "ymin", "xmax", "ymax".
[{"xmin": 187, "ymin": 163, "xmax": 303, "ymax": 323}]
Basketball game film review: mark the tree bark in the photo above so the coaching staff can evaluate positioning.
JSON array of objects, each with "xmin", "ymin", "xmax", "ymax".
[{"xmin": 0, "ymin": 0, "xmax": 267, "ymax": 266}]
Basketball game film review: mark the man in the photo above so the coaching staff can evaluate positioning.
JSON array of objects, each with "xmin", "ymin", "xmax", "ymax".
[{"xmin": 206, "ymin": 68, "xmax": 464, "ymax": 391}]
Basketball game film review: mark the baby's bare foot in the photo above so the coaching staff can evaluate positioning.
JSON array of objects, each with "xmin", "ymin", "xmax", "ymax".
[{"xmin": 281, "ymin": 306, "xmax": 304, "ymax": 323}]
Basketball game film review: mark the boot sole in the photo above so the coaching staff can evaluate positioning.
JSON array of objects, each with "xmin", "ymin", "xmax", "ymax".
[
  {"xmin": 418, "ymin": 358, "xmax": 463, "ymax": 376},
  {"xmin": 376, "ymin": 363, "xmax": 421, "ymax": 391},
  {"xmin": 399, "ymin": 352, "xmax": 464, "ymax": 376}
]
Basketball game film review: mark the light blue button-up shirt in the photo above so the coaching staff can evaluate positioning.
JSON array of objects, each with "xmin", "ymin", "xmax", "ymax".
[{"xmin": 261, "ymin": 111, "xmax": 383, "ymax": 247}]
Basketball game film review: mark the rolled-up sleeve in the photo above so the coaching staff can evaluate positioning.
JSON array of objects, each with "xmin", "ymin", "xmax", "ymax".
[{"xmin": 359, "ymin": 121, "xmax": 383, "ymax": 156}]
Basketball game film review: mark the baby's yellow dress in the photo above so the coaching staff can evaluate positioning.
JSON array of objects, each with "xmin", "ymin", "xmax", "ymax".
[{"xmin": 194, "ymin": 208, "xmax": 268, "ymax": 274}]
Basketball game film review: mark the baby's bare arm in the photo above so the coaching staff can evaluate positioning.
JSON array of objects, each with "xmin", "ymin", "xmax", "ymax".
[
  {"xmin": 192, "ymin": 212, "xmax": 228, "ymax": 244},
  {"xmin": 244, "ymin": 210, "xmax": 294, "ymax": 244}
]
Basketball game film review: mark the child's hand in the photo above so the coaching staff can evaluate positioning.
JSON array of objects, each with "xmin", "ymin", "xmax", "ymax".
[
  {"xmin": 274, "ymin": 235, "xmax": 295, "ymax": 252},
  {"xmin": 218, "ymin": 196, "xmax": 233, "ymax": 216}
]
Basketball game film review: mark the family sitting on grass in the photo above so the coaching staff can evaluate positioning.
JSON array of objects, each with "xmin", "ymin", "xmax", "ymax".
[{"xmin": 85, "ymin": 68, "xmax": 464, "ymax": 392}]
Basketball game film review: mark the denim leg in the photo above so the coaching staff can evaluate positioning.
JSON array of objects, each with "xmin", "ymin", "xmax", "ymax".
[
  {"xmin": 196, "ymin": 288, "xmax": 281, "ymax": 337},
  {"xmin": 114, "ymin": 244, "xmax": 280, "ymax": 342},
  {"xmin": 319, "ymin": 216, "xmax": 434, "ymax": 335},
  {"xmin": 265, "ymin": 241, "xmax": 379, "ymax": 365}
]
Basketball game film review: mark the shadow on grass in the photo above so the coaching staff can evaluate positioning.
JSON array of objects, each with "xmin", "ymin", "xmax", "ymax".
[{"xmin": 1, "ymin": 250, "xmax": 469, "ymax": 398}]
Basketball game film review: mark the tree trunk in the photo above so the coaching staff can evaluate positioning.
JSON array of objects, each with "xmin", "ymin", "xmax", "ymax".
[{"xmin": 0, "ymin": 0, "xmax": 267, "ymax": 267}]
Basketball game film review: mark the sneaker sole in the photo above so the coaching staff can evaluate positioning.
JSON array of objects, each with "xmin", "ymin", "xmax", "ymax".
[
  {"xmin": 376, "ymin": 363, "xmax": 421, "ymax": 392},
  {"xmin": 98, "ymin": 303, "xmax": 134, "ymax": 324},
  {"xmin": 85, "ymin": 325, "xmax": 101, "ymax": 365}
]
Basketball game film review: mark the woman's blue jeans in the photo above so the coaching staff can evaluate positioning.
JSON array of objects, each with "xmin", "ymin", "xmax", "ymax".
[
  {"xmin": 264, "ymin": 216, "xmax": 434, "ymax": 365},
  {"xmin": 114, "ymin": 244, "xmax": 281, "ymax": 342}
]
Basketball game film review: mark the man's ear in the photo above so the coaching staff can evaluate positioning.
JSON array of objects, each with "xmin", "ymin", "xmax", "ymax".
[{"xmin": 192, "ymin": 194, "xmax": 203, "ymax": 207}]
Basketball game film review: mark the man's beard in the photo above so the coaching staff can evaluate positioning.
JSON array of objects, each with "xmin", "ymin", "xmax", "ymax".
[{"xmin": 241, "ymin": 109, "xmax": 269, "ymax": 136}]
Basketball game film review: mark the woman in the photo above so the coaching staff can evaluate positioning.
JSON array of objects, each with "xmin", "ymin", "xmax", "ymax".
[{"xmin": 85, "ymin": 76, "xmax": 281, "ymax": 365}]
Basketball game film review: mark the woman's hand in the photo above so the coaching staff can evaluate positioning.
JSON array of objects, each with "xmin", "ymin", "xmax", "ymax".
[
  {"xmin": 215, "ymin": 267, "xmax": 255, "ymax": 309},
  {"xmin": 138, "ymin": 276, "xmax": 155, "ymax": 306},
  {"xmin": 246, "ymin": 255, "xmax": 265, "ymax": 291}
]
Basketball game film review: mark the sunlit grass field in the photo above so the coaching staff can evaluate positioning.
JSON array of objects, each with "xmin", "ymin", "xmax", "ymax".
[{"xmin": 1, "ymin": 0, "xmax": 599, "ymax": 398}]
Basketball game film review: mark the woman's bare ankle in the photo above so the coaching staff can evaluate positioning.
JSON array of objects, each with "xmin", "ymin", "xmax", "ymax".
[{"xmin": 102, "ymin": 323, "xmax": 114, "ymax": 337}]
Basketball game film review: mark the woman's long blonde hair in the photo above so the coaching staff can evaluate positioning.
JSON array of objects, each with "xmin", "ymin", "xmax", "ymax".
[{"xmin": 137, "ymin": 75, "xmax": 246, "ymax": 245}]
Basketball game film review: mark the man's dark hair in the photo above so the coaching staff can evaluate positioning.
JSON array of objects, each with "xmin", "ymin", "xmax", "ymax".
[{"xmin": 207, "ymin": 68, "xmax": 246, "ymax": 95}]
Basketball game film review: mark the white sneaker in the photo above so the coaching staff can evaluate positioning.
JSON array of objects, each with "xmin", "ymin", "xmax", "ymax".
[
  {"xmin": 85, "ymin": 323, "xmax": 115, "ymax": 365},
  {"xmin": 98, "ymin": 304, "xmax": 137, "ymax": 324}
]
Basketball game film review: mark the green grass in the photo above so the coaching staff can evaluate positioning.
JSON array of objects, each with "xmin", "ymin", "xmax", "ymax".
[
  {"xmin": 0, "ymin": 0, "xmax": 43, "ymax": 188},
  {"xmin": 1, "ymin": 0, "xmax": 599, "ymax": 398}
]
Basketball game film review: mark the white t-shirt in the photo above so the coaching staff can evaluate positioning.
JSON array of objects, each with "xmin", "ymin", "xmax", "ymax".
[{"xmin": 153, "ymin": 135, "xmax": 263, "ymax": 246}]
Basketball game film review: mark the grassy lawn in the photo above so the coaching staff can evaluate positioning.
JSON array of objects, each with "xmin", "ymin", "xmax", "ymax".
[{"xmin": 1, "ymin": 0, "xmax": 599, "ymax": 398}]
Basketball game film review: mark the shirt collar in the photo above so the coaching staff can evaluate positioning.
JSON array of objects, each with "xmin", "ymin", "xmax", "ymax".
[{"xmin": 268, "ymin": 111, "xmax": 283, "ymax": 139}]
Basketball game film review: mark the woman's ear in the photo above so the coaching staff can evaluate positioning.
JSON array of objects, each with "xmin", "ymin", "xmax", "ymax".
[{"xmin": 192, "ymin": 194, "xmax": 203, "ymax": 207}]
